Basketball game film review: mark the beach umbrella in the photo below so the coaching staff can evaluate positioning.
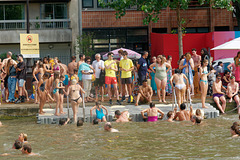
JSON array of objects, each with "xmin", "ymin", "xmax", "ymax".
[
  {"xmin": 211, "ymin": 37, "xmax": 240, "ymax": 50},
  {"xmin": 102, "ymin": 48, "xmax": 141, "ymax": 60}
]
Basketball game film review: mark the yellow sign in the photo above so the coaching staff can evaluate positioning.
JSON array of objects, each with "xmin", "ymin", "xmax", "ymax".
[{"xmin": 20, "ymin": 34, "xmax": 40, "ymax": 58}]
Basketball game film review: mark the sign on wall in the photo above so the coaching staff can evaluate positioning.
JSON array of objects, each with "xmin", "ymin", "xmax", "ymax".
[{"xmin": 20, "ymin": 34, "xmax": 40, "ymax": 58}]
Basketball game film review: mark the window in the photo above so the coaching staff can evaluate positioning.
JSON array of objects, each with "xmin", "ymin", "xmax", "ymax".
[
  {"xmin": 0, "ymin": 5, "xmax": 25, "ymax": 20},
  {"xmin": 171, "ymin": 27, "xmax": 209, "ymax": 33},
  {"xmin": 40, "ymin": 4, "xmax": 67, "ymax": 19},
  {"xmin": 152, "ymin": 28, "xmax": 167, "ymax": 33},
  {"xmin": 214, "ymin": 26, "xmax": 229, "ymax": 31},
  {"xmin": 83, "ymin": 0, "xmax": 94, "ymax": 8}
]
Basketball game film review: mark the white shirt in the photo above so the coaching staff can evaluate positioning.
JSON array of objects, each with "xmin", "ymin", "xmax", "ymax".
[
  {"xmin": 82, "ymin": 69, "xmax": 93, "ymax": 80},
  {"xmin": 92, "ymin": 60, "xmax": 104, "ymax": 78}
]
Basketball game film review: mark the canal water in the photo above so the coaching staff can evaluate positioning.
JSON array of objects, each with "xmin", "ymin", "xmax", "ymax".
[{"xmin": 0, "ymin": 114, "xmax": 239, "ymax": 159}]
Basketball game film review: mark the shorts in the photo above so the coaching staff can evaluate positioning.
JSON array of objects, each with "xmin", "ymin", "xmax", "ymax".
[
  {"xmin": 63, "ymin": 75, "xmax": 69, "ymax": 85},
  {"xmin": 95, "ymin": 78, "xmax": 104, "ymax": 87},
  {"xmin": 18, "ymin": 79, "xmax": 25, "ymax": 87},
  {"xmin": 105, "ymin": 76, "xmax": 117, "ymax": 85},
  {"xmin": 138, "ymin": 74, "xmax": 146, "ymax": 85},
  {"xmin": 121, "ymin": 78, "xmax": 132, "ymax": 84}
]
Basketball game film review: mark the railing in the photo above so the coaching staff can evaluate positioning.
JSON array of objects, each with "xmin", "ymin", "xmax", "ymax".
[{"xmin": 0, "ymin": 19, "xmax": 71, "ymax": 30}]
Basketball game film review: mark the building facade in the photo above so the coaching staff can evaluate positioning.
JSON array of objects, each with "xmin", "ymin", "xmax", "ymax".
[{"xmin": 0, "ymin": 0, "xmax": 238, "ymax": 64}]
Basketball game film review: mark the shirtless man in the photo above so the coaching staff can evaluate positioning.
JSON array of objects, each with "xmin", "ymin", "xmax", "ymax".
[
  {"xmin": 191, "ymin": 48, "xmax": 201, "ymax": 94},
  {"xmin": 21, "ymin": 144, "xmax": 36, "ymax": 156},
  {"xmin": 68, "ymin": 56, "xmax": 77, "ymax": 76},
  {"xmin": 104, "ymin": 122, "xmax": 119, "ymax": 132},
  {"xmin": 170, "ymin": 69, "xmax": 189, "ymax": 108},
  {"xmin": 115, "ymin": 110, "xmax": 129, "ymax": 122},
  {"xmin": 141, "ymin": 103, "xmax": 164, "ymax": 122},
  {"xmin": 212, "ymin": 74, "xmax": 226, "ymax": 114},
  {"xmin": 227, "ymin": 76, "xmax": 240, "ymax": 114},
  {"xmin": 135, "ymin": 79, "xmax": 153, "ymax": 106},
  {"xmin": 173, "ymin": 103, "xmax": 191, "ymax": 121}
]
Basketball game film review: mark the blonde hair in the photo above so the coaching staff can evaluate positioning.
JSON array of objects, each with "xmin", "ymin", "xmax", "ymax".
[
  {"xmin": 157, "ymin": 55, "xmax": 166, "ymax": 65},
  {"xmin": 71, "ymin": 78, "xmax": 77, "ymax": 85}
]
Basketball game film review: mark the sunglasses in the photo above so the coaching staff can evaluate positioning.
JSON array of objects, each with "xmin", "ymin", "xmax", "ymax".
[
  {"xmin": 217, "ymin": 78, "xmax": 221, "ymax": 79},
  {"xmin": 87, "ymin": 61, "xmax": 91, "ymax": 62}
]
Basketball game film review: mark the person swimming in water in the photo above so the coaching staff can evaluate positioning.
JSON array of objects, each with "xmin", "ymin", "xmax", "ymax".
[
  {"xmin": 173, "ymin": 103, "xmax": 191, "ymax": 121},
  {"xmin": 115, "ymin": 110, "xmax": 129, "ymax": 122},
  {"xmin": 104, "ymin": 122, "xmax": 119, "ymax": 132},
  {"xmin": 12, "ymin": 139, "xmax": 22, "ymax": 150},
  {"xmin": 230, "ymin": 122, "xmax": 240, "ymax": 137},
  {"xmin": 141, "ymin": 103, "xmax": 164, "ymax": 122},
  {"xmin": 59, "ymin": 118, "xmax": 70, "ymax": 126},
  {"xmin": 166, "ymin": 111, "xmax": 175, "ymax": 122},
  {"xmin": 21, "ymin": 144, "xmax": 36, "ymax": 156},
  {"xmin": 90, "ymin": 101, "xmax": 108, "ymax": 122}
]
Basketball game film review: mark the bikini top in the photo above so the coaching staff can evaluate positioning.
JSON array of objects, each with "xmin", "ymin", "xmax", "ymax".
[
  {"xmin": 202, "ymin": 70, "xmax": 208, "ymax": 74},
  {"xmin": 53, "ymin": 65, "xmax": 60, "ymax": 71},
  {"xmin": 46, "ymin": 65, "xmax": 52, "ymax": 70}
]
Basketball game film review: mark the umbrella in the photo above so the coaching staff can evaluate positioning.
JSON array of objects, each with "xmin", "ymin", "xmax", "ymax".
[
  {"xmin": 211, "ymin": 37, "xmax": 240, "ymax": 50},
  {"xmin": 102, "ymin": 48, "xmax": 141, "ymax": 60}
]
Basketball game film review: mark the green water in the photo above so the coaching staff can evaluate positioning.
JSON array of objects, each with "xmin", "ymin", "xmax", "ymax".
[{"xmin": 0, "ymin": 115, "xmax": 240, "ymax": 160}]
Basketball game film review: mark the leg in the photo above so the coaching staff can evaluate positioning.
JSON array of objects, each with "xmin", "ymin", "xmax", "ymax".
[
  {"xmin": 233, "ymin": 95, "xmax": 240, "ymax": 114},
  {"xmin": 83, "ymin": 79, "xmax": 88, "ymax": 102},
  {"xmin": 59, "ymin": 94, "xmax": 65, "ymax": 114},
  {"xmin": 214, "ymin": 97, "xmax": 225, "ymax": 113},
  {"xmin": 155, "ymin": 77, "xmax": 162, "ymax": 102},
  {"xmin": 100, "ymin": 86, "xmax": 104, "ymax": 102},
  {"xmin": 161, "ymin": 78, "xmax": 167, "ymax": 103},
  {"xmin": 102, "ymin": 116, "xmax": 107, "ymax": 122},
  {"xmin": 23, "ymin": 81, "xmax": 29, "ymax": 101},
  {"xmin": 135, "ymin": 93, "xmax": 142, "ymax": 106},
  {"xmin": 181, "ymin": 86, "xmax": 186, "ymax": 105},
  {"xmin": 122, "ymin": 82, "xmax": 126, "ymax": 99},
  {"xmin": 95, "ymin": 85, "xmax": 98, "ymax": 102},
  {"xmin": 39, "ymin": 91, "xmax": 46, "ymax": 114},
  {"xmin": 200, "ymin": 82, "xmax": 208, "ymax": 108},
  {"xmin": 227, "ymin": 86, "xmax": 233, "ymax": 102},
  {"xmin": 71, "ymin": 101, "xmax": 77, "ymax": 123},
  {"xmin": 113, "ymin": 83, "xmax": 119, "ymax": 100},
  {"xmin": 219, "ymin": 96, "xmax": 226, "ymax": 113},
  {"xmin": 175, "ymin": 87, "xmax": 181, "ymax": 108},
  {"xmin": 54, "ymin": 92, "xmax": 60, "ymax": 116}
]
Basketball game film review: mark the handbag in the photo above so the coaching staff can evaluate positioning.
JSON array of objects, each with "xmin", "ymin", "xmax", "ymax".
[
  {"xmin": 92, "ymin": 74, "xmax": 96, "ymax": 82},
  {"xmin": 99, "ymin": 70, "xmax": 105, "ymax": 84}
]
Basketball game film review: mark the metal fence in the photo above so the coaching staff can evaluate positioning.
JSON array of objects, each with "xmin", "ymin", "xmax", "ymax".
[{"xmin": 0, "ymin": 19, "xmax": 70, "ymax": 30}]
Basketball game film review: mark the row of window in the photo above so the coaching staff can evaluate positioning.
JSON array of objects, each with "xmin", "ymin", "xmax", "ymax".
[{"xmin": 0, "ymin": 3, "xmax": 67, "ymax": 21}]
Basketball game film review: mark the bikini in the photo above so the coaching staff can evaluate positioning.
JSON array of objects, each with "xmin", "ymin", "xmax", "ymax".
[
  {"xmin": 96, "ymin": 107, "xmax": 105, "ymax": 120},
  {"xmin": 53, "ymin": 82, "xmax": 59, "ymax": 94},
  {"xmin": 39, "ymin": 81, "xmax": 46, "ymax": 92},
  {"xmin": 71, "ymin": 85, "xmax": 81, "ymax": 102},
  {"xmin": 175, "ymin": 74, "xmax": 186, "ymax": 90},
  {"xmin": 200, "ymin": 70, "xmax": 208, "ymax": 85},
  {"xmin": 148, "ymin": 116, "xmax": 158, "ymax": 122},
  {"xmin": 59, "ymin": 82, "xmax": 64, "ymax": 94},
  {"xmin": 53, "ymin": 65, "xmax": 60, "ymax": 72}
]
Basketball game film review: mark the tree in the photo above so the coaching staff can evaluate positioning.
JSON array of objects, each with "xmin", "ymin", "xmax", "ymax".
[
  {"xmin": 99, "ymin": 0, "xmax": 236, "ymax": 58},
  {"xmin": 75, "ymin": 33, "xmax": 95, "ymax": 57}
]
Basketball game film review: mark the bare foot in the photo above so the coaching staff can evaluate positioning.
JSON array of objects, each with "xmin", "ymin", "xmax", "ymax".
[
  {"xmin": 26, "ymin": 98, "xmax": 29, "ymax": 102},
  {"xmin": 229, "ymin": 98, "xmax": 233, "ymax": 103},
  {"xmin": 39, "ymin": 112, "xmax": 45, "ymax": 115},
  {"xmin": 55, "ymin": 113, "xmax": 60, "ymax": 116},
  {"xmin": 60, "ymin": 112, "xmax": 66, "ymax": 115},
  {"xmin": 202, "ymin": 106, "xmax": 208, "ymax": 109},
  {"xmin": 162, "ymin": 100, "xmax": 166, "ymax": 103},
  {"xmin": 101, "ymin": 98, "xmax": 104, "ymax": 102},
  {"xmin": 135, "ymin": 103, "xmax": 138, "ymax": 106},
  {"xmin": 159, "ymin": 99, "xmax": 162, "ymax": 103}
]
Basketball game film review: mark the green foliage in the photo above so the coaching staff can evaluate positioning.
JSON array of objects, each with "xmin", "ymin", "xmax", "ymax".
[
  {"xmin": 0, "ymin": 53, "xmax": 17, "ymax": 61},
  {"xmin": 75, "ymin": 33, "xmax": 95, "ymax": 57},
  {"xmin": 99, "ymin": 0, "xmax": 236, "ymax": 25}
]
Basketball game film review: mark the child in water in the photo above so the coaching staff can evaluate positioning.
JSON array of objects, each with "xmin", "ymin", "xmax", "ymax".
[
  {"xmin": 230, "ymin": 122, "xmax": 240, "ymax": 137},
  {"xmin": 190, "ymin": 107, "xmax": 203, "ymax": 124},
  {"xmin": 90, "ymin": 101, "xmax": 108, "ymax": 122}
]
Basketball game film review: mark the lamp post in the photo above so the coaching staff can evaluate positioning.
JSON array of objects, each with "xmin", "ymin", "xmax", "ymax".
[{"xmin": 26, "ymin": 0, "xmax": 30, "ymax": 33}]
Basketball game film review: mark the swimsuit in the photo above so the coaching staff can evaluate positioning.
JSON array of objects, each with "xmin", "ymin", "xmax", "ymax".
[
  {"xmin": 175, "ymin": 84, "xmax": 186, "ymax": 90},
  {"xmin": 96, "ymin": 108, "xmax": 105, "ymax": 120},
  {"xmin": 213, "ymin": 93, "xmax": 224, "ymax": 98},
  {"xmin": 71, "ymin": 96, "xmax": 81, "ymax": 103},
  {"xmin": 230, "ymin": 93, "xmax": 238, "ymax": 99},
  {"xmin": 155, "ymin": 64, "xmax": 167, "ymax": 80},
  {"xmin": 147, "ymin": 116, "xmax": 158, "ymax": 122},
  {"xmin": 59, "ymin": 82, "xmax": 64, "ymax": 94},
  {"xmin": 39, "ymin": 81, "xmax": 46, "ymax": 92},
  {"xmin": 53, "ymin": 65, "xmax": 60, "ymax": 72},
  {"xmin": 200, "ymin": 70, "xmax": 208, "ymax": 85},
  {"xmin": 53, "ymin": 82, "xmax": 59, "ymax": 94}
]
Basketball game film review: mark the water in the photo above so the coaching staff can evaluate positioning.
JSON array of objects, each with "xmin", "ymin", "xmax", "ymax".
[{"xmin": 0, "ymin": 115, "xmax": 240, "ymax": 160}]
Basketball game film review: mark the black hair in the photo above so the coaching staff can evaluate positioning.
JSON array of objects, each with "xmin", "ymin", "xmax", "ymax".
[
  {"xmin": 74, "ymin": 69, "xmax": 78, "ymax": 73},
  {"xmin": 192, "ymin": 48, "xmax": 197, "ymax": 51},
  {"xmin": 77, "ymin": 120, "xmax": 83, "ymax": 127},
  {"xmin": 150, "ymin": 102, "xmax": 155, "ymax": 108},
  {"xmin": 167, "ymin": 111, "xmax": 173, "ymax": 118},
  {"xmin": 23, "ymin": 144, "xmax": 32, "ymax": 153},
  {"xmin": 108, "ymin": 52, "xmax": 114, "ymax": 56},
  {"xmin": 142, "ymin": 79, "xmax": 147, "ymax": 83},
  {"xmin": 175, "ymin": 69, "xmax": 181, "ymax": 74},
  {"xmin": 195, "ymin": 117, "xmax": 202, "ymax": 124},
  {"xmin": 85, "ymin": 56, "xmax": 91, "ymax": 62},
  {"xmin": 201, "ymin": 48, "xmax": 208, "ymax": 55},
  {"xmin": 216, "ymin": 74, "xmax": 222, "ymax": 78},
  {"xmin": 218, "ymin": 61, "xmax": 223, "ymax": 66},
  {"xmin": 14, "ymin": 139, "xmax": 22, "ymax": 149},
  {"xmin": 224, "ymin": 70, "xmax": 229, "ymax": 76},
  {"xmin": 180, "ymin": 103, "xmax": 186, "ymax": 110},
  {"xmin": 71, "ymin": 56, "xmax": 76, "ymax": 60},
  {"xmin": 93, "ymin": 119, "xmax": 99, "ymax": 125},
  {"xmin": 59, "ymin": 119, "xmax": 66, "ymax": 125},
  {"xmin": 79, "ymin": 54, "xmax": 84, "ymax": 59},
  {"xmin": 167, "ymin": 55, "xmax": 172, "ymax": 60},
  {"xmin": 115, "ymin": 110, "xmax": 121, "ymax": 116}
]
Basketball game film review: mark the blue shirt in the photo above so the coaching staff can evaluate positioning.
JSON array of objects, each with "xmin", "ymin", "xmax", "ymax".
[{"xmin": 138, "ymin": 57, "xmax": 148, "ymax": 76}]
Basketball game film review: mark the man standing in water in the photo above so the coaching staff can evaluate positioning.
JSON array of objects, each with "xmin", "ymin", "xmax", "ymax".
[
  {"xmin": 191, "ymin": 48, "xmax": 201, "ymax": 94},
  {"xmin": 212, "ymin": 74, "xmax": 226, "ymax": 114},
  {"xmin": 227, "ymin": 76, "xmax": 240, "ymax": 114},
  {"xmin": 115, "ymin": 110, "xmax": 129, "ymax": 122},
  {"xmin": 173, "ymin": 103, "xmax": 191, "ymax": 121},
  {"xmin": 135, "ymin": 80, "xmax": 153, "ymax": 106}
]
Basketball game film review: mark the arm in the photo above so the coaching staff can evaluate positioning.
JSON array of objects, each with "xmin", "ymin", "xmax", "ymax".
[
  {"xmin": 149, "ymin": 63, "xmax": 156, "ymax": 73},
  {"xmin": 236, "ymin": 58, "xmax": 240, "ymax": 66},
  {"xmin": 64, "ymin": 118, "xmax": 70, "ymax": 125},
  {"xmin": 166, "ymin": 63, "xmax": 171, "ymax": 73},
  {"xmin": 223, "ymin": 76, "xmax": 230, "ymax": 83},
  {"xmin": 102, "ymin": 106, "xmax": 108, "ymax": 115},
  {"xmin": 139, "ymin": 87, "xmax": 147, "ymax": 99},
  {"xmin": 157, "ymin": 109, "xmax": 164, "ymax": 119},
  {"xmin": 178, "ymin": 60, "xmax": 186, "ymax": 70},
  {"xmin": 79, "ymin": 85, "xmax": 86, "ymax": 94},
  {"xmin": 32, "ymin": 69, "xmax": 38, "ymax": 83},
  {"xmin": 90, "ymin": 106, "xmax": 96, "ymax": 116},
  {"xmin": 183, "ymin": 74, "xmax": 189, "ymax": 88},
  {"xmin": 170, "ymin": 75, "xmax": 174, "ymax": 87},
  {"xmin": 227, "ymin": 64, "xmax": 232, "ymax": 72},
  {"xmin": 110, "ymin": 64, "xmax": 118, "ymax": 72},
  {"xmin": 105, "ymin": 61, "xmax": 116, "ymax": 69},
  {"xmin": 234, "ymin": 83, "xmax": 239, "ymax": 95},
  {"xmin": 141, "ymin": 109, "xmax": 148, "ymax": 119}
]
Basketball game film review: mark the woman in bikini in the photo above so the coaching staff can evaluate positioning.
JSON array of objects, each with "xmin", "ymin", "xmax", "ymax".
[
  {"xmin": 200, "ymin": 59, "xmax": 215, "ymax": 108},
  {"xmin": 141, "ymin": 103, "xmax": 164, "ymax": 122},
  {"xmin": 170, "ymin": 69, "xmax": 189, "ymax": 108},
  {"xmin": 53, "ymin": 57, "xmax": 61, "ymax": 74},
  {"xmin": 43, "ymin": 57, "xmax": 53, "ymax": 76},
  {"xmin": 90, "ymin": 101, "xmax": 108, "ymax": 122},
  {"xmin": 38, "ymin": 73, "xmax": 54, "ymax": 114},
  {"xmin": 32, "ymin": 61, "xmax": 39, "ymax": 104},
  {"xmin": 149, "ymin": 55, "xmax": 171, "ymax": 103},
  {"xmin": 67, "ymin": 78, "xmax": 85, "ymax": 123}
]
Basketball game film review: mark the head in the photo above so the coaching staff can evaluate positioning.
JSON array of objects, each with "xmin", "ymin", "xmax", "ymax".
[
  {"xmin": 54, "ymin": 57, "xmax": 59, "ymax": 64},
  {"xmin": 185, "ymin": 52, "xmax": 191, "ymax": 61},
  {"xmin": 150, "ymin": 102, "xmax": 155, "ymax": 108},
  {"xmin": 174, "ymin": 69, "xmax": 181, "ymax": 74},
  {"xmin": 216, "ymin": 74, "xmax": 221, "ymax": 82},
  {"xmin": 142, "ymin": 51, "xmax": 148, "ymax": 59},
  {"xmin": 104, "ymin": 122, "xmax": 112, "ymax": 131},
  {"xmin": 38, "ymin": 61, "xmax": 44, "ymax": 69},
  {"xmin": 157, "ymin": 55, "xmax": 162, "ymax": 64},
  {"xmin": 218, "ymin": 61, "xmax": 223, "ymax": 67},
  {"xmin": 74, "ymin": 69, "xmax": 78, "ymax": 74},
  {"xmin": 95, "ymin": 54, "xmax": 101, "ymax": 62},
  {"xmin": 60, "ymin": 75, "xmax": 65, "ymax": 81},
  {"xmin": 21, "ymin": 144, "xmax": 32, "ymax": 154},
  {"xmin": 92, "ymin": 119, "xmax": 99, "ymax": 125},
  {"xmin": 201, "ymin": 48, "xmax": 208, "ymax": 55},
  {"xmin": 152, "ymin": 56, "xmax": 156, "ymax": 63},
  {"xmin": 224, "ymin": 70, "xmax": 230, "ymax": 77},
  {"xmin": 79, "ymin": 54, "xmax": 85, "ymax": 61},
  {"xmin": 231, "ymin": 122, "xmax": 240, "ymax": 136},
  {"xmin": 59, "ymin": 119, "xmax": 67, "ymax": 126},
  {"xmin": 71, "ymin": 78, "xmax": 77, "ymax": 85},
  {"xmin": 192, "ymin": 48, "xmax": 197, "ymax": 55},
  {"xmin": 118, "ymin": 49, "xmax": 124, "ymax": 56},
  {"xmin": 230, "ymin": 76, "xmax": 236, "ymax": 83},
  {"xmin": 195, "ymin": 109, "xmax": 202, "ymax": 116},
  {"xmin": 122, "ymin": 51, "xmax": 128, "ymax": 59},
  {"xmin": 142, "ymin": 79, "xmax": 148, "ymax": 87},
  {"xmin": 43, "ymin": 57, "xmax": 48, "ymax": 64},
  {"xmin": 108, "ymin": 52, "xmax": 114, "ymax": 60},
  {"xmin": 195, "ymin": 117, "xmax": 202, "ymax": 124},
  {"xmin": 167, "ymin": 111, "xmax": 174, "ymax": 119},
  {"xmin": 115, "ymin": 110, "xmax": 121, "ymax": 119},
  {"xmin": 237, "ymin": 51, "xmax": 240, "ymax": 58},
  {"xmin": 13, "ymin": 139, "xmax": 22, "ymax": 150},
  {"xmin": 167, "ymin": 55, "xmax": 172, "ymax": 62},
  {"xmin": 17, "ymin": 54, "xmax": 23, "ymax": 62},
  {"xmin": 203, "ymin": 59, "xmax": 208, "ymax": 67},
  {"xmin": 96, "ymin": 101, "xmax": 101, "ymax": 108},
  {"xmin": 180, "ymin": 103, "xmax": 186, "ymax": 110},
  {"xmin": 77, "ymin": 120, "xmax": 83, "ymax": 127},
  {"xmin": 7, "ymin": 51, "xmax": 12, "ymax": 58},
  {"xmin": 71, "ymin": 56, "xmax": 76, "ymax": 61}
]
